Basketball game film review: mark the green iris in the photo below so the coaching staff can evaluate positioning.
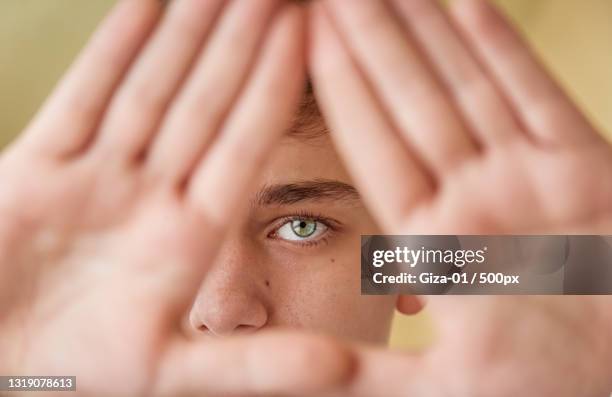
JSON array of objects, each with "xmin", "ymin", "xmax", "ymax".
[{"xmin": 291, "ymin": 219, "xmax": 317, "ymax": 238}]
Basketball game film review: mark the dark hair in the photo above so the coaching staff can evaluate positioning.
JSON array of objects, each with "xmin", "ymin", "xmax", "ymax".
[{"xmin": 288, "ymin": 81, "xmax": 329, "ymax": 140}]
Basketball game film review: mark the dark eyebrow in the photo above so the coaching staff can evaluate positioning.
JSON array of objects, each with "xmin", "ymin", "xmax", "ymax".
[{"xmin": 253, "ymin": 179, "xmax": 360, "ymax": 206}]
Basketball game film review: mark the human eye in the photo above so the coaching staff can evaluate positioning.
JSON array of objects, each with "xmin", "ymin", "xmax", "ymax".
[
  {"xmin": 268, "ymin": 212, "xmax": 338, "ymax": 247},
  {"xmin": 277, "ymin": 218, "xmax": 328, "ymax": 241}
]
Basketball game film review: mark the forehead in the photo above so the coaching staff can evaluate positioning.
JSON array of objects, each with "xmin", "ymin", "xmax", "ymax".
[{"xmin": 259, "ymin": 88, "xmax": 352, "ymax": 186}]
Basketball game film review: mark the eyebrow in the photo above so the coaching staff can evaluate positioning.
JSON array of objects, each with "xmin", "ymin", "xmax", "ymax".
[{"xmin": 253, "ymin": 179, "xmax": 361, "ymax": 207}]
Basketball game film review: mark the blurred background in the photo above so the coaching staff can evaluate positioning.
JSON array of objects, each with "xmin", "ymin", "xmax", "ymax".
[{"xmin": 1, "ymin": 0, "xmax": 611, "ymax": 349}]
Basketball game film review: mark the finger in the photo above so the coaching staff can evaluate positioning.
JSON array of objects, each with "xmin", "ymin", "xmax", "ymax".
[
  {"xmin": 155, "ymin": 332, "xmax": 353, "ymax": 397},
  {"xmin": 397, "ymin": 295, "xmax": 426, "ymax": 315},
  {"xmin": 389, "ymin": 0, "xmax": 522, "ymax": 147},
  {"xmin": 325, "ymin": 346, "xmax": 437, "ymax": 397},
  {"xmin": 324, "ymin": 0, "xmax": 479, "ymax": 176},
  {"xmin": 186, "ymin": 3, "xmax": 306, "ymax": 229},
  {"xmin": 450, "ymin": 0, "xmax": 602, "ymax": 147},
  {"xmin": 309, "ymin": 3, "xmax": 433, "ymax": 233},
  {"xmin": 19, "ymin": 0, "xmax": 162, "ymax": 158},
  {"xmin": 92, "ymin": 0, "xmax": 226, "ymax": 160},
  {"xmin": 146, "ymin": 0, "xmax": 281, "ymax": 185}
]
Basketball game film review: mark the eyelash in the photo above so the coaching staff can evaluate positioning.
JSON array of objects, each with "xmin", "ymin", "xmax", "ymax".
[{"xmin": 267, "ymin": 210, "xmax": 340, "ymax": 248}]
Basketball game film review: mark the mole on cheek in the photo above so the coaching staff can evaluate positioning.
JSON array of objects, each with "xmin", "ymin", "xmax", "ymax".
[
  {"xmin": 265, "ymin": 280, "xmax": 271, "ymax": 288},
  {"xmin": 330, "ymin": 258, "xmax": 335, "ymax": 263}
]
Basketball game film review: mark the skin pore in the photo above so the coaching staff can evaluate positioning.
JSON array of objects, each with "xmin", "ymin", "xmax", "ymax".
[{"xmin": 184, "ymin": 92, "xmax": 400, "ymax": 344}]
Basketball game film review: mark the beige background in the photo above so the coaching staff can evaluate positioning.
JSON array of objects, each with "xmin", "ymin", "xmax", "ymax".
[{"xmin": 0, "ymin": 1, "xmax": 611, "ymax": 348}]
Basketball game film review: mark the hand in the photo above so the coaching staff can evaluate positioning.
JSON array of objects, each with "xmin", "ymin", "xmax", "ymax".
[
  {"xmin": 310, "ymin": 0, "xmax": 612, "ymax": 235},
  {"xmin": 309, "ymin": 0, "xmax": 612, "ymax": 395},
  {"xmin": 0, "ymin": 1, "xmax": 351, "ymax": 396},
  {"xmin": 314, "ymin": 295, "xmax": 610, "ymax": 397}
]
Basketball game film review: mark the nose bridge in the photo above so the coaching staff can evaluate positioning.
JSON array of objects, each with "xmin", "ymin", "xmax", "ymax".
[{"xmin": 190, "ymin": 237, "xmax": 269, "ymax": 336}]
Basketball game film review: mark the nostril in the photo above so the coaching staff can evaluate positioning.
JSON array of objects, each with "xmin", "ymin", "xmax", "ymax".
[
  {"xmin": 196, "ymin": 324, "xmax": 257, "ymax": 337},
  {"xmin": 189, "ymin": 290, "xmax": 269, "ymax": 336},
  {"xmin": 234, "ymin": 324, "xmax": 258, "ymax": 334}
]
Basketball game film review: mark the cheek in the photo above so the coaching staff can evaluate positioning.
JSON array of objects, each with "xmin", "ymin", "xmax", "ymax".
[{"xmin": 267, "ymin": 250, "xmax": 396, "ymax": 344}]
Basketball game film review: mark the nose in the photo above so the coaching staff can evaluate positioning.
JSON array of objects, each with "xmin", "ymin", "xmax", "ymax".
[{"xmin": 188, "ymin": 244, "xmax": 269, "ymax": 336}]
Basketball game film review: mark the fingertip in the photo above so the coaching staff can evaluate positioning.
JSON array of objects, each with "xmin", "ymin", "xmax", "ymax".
[
  {"xmin": 397, "ymin": 295, "xmax": 426, "ymax": 315},
  {"xmin": 450, "ymin": 0, "xmax": 509, "ymax": 38},
  {"xmin": 279, "ymin": 0, "xmax": 307, "ymax": 25}
]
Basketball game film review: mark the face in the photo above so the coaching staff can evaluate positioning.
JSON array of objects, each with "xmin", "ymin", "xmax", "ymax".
[{"xmin": 183, "ymin": 95, "xmax": 397, "ymax": 344}]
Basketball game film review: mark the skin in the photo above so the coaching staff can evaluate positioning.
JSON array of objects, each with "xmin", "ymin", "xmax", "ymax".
[
  {"xmin": 309, "ymin": 0, "xmax": 612, "ymax": 395},
  {"xmin": 0, "ymin": 0, "xmax": 611, "ymax": 397},
  {"xmin": 184, "ymin": 130, "xmax": 397, "ymax": 343},
  {"xmin": 0, "ymin": 1, "xmax": 355, "ymax": 396}
]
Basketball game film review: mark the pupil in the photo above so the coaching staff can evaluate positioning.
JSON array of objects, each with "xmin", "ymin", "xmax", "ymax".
[{"xmin": 293, "ymin": 219, "xmax": 315, "ymax": 237}]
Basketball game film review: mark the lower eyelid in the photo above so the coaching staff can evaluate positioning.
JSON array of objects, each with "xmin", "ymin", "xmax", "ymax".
[{"xmin": 284, "ymin": 235, "xmax": 332, "ymax": 249}]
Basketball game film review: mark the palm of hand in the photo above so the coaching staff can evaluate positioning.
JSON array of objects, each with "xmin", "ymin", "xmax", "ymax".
[
  {"xmin": 0, "ymin": 147, "xmax": 214, "ymax": 396},
  {"xmin": 407, "ymin": 141, "xmax": 612, "ymax": 234},
  {"xmin": 308, "ymin": 2, "xmax": 612, "ymax": 394},
  {"xmin": 420, "ymin": 296, "xmax": 612, "ymax": 397},
  {"xmin": 0, "ymin": 0, "xmax": 306, "ymax": 395}
]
